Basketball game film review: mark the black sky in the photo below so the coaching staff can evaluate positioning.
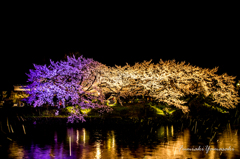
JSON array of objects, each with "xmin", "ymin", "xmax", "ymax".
[{"xmin": 1, "ymin": 11, "xmax": 239, "ymax": 91}]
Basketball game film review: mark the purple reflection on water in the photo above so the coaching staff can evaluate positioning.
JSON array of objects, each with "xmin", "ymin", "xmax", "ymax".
[{"xmin": 4, "ymin": 125, "xmax": 240, "ymax": 159}]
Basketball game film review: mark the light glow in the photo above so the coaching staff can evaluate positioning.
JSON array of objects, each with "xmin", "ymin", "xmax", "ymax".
[{"xmin": 25, "ymin": 56, "xmax": 240, "ymax": 122}]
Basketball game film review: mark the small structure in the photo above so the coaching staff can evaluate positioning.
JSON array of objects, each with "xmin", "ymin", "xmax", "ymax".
[
  {"xmin": 9, "ymin": 85, "xmax": 29, "ymax": 107},
  {"xmin": 0, "ymin": 91, "xmax": 7, "ymax": 106}
]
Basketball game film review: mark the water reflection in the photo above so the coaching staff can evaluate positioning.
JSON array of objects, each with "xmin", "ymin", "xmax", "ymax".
[
  {"xmin": 82, "ymin": 128, "xmax": 86, "ymax": 145},
  {"xmin": 95, "ymin": 142, "xmax": 101, "ymax": 159},
  {"xmin": 4, "ymin": 124, "xmax": 240, "ymax": 158}
]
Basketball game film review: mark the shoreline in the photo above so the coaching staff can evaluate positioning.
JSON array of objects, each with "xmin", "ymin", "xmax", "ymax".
[{"xmin": 21, "ymin": 116, "xmax": 179, "ymax": 127}]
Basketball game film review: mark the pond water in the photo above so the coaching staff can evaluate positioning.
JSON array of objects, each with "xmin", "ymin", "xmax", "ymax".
[{"xmin": 1, "ymin": 124, "xmax": 239, "ymax": 159}]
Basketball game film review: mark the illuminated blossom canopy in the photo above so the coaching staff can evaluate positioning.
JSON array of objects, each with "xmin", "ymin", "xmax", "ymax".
[
  {"xmin": 98, "ymin": 59, "xmax": 240, "ymax": 113},
  {"xmin": 25, "ymin": 55, "xmax": 240, "ymax": 122},
  {"xmin": 25, "ymin": 55, "xmax": 111, "ymax": 122}
]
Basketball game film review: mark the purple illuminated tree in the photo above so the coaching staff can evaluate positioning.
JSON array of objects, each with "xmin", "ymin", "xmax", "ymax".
[{"xmin": 25, "ymin": 55, "xmax": 111, "ymax": 122}]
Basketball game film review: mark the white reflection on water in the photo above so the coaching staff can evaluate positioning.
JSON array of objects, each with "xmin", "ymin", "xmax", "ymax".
[
  {"xmin": 112, "ymin": 130, "xmax": 115, "ymax": 149},
  {"xmin": 83, "ymin": 128, "xmax": 86, "ymax": 145},
  {"xmin": 76, "ymin": 129, "xmax": 79, "ymax": 144},
  {"xmin": 5, "ymin": 125, "xmax": 240, "ymax": 159},
  {"xmin": 95, "ymin": 142, "xmax": 101, "ymax": 159}
]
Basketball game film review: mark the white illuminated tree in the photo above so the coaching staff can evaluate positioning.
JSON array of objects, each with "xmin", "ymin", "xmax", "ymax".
[
  {"xmin": 98, "ymin": 59, "xmax": 240, "ymax": 113},
  {"xmin": 97, "ymin": 65, "xmax": 133, "ymax": 106}
]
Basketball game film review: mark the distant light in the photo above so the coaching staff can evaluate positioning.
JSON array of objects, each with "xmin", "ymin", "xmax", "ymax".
[{"xmin": 14, "ymin": 86, "xmax": 30, "ymax": 91}]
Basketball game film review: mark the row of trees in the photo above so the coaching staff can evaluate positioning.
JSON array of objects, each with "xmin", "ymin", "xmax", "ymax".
[{"xmin": 24, "ymin": 55, "xmax": 240, "ymax": 122}]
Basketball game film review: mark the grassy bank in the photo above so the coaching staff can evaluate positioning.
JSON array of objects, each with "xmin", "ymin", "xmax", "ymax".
[
  {"xmin": 20, "ymin": 103, "xmax": 180, "ymax": 126},
  {"xmin": 1, "ymin": 101, "xmax": 239, "ymax": 128}
]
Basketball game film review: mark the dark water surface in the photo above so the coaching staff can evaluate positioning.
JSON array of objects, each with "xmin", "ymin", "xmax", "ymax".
[{"xmin": 1, "ymin": 124, "xmax": 239, "ymax": 159}]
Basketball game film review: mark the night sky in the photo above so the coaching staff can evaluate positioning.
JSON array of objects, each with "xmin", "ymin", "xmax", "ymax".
[{"xmin": 1, "ymin": 13, "xmax": 239, "ymax": 92}]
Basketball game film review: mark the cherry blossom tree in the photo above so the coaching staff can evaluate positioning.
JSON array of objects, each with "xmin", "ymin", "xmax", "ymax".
[
  {"xmin": 147, "ymin": 59, "xmax": 240, "ymax": 112},
  {"xmin": 25, "ymin": 54, "xmax": 239, "ymax": 121},
  {"xmin": 98, "ymin": 59, "xmax": 240, "ymax": 113},
  {"xmin": 24, "ymin": 55, "xmax": 111, "ymax": 122},
  {"xmin": 97, "ymin": 64, "xmax": 140, "ymax": 106}
]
